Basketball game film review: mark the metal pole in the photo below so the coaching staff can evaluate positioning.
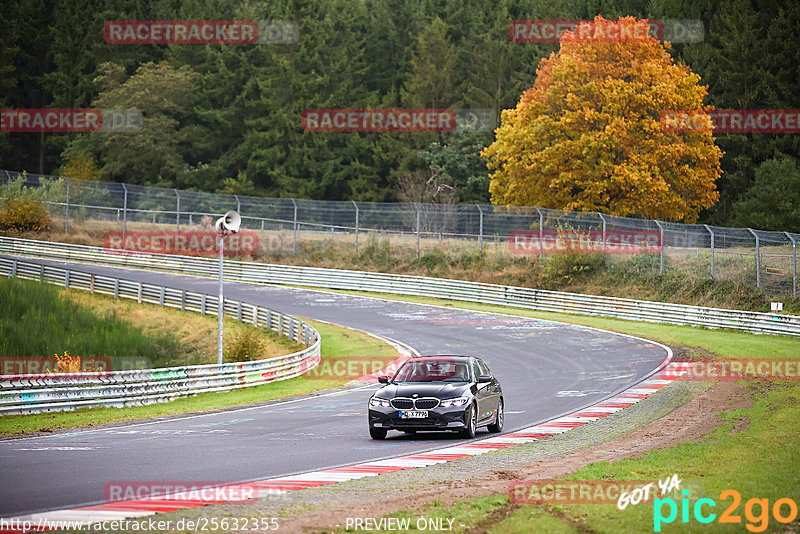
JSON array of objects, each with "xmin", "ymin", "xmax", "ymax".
[
  {"xmin": 291, "ymin": 198, "xmax": 298, "ymax": 253},
  {"xmin": 476, "ymin": 204, "xmax": 484, "ymax": 255},
  {"xmin": 704, "ymin": 225, "xmax": 715, "ymax": 280},
  {"xmin": 352, "ymin": 200, "xmax": 359, "ymax": 253},
  {"xmin": 234, "ymin": 194, "xmax": 241, "ymax": 214},
  {"xmin": 748, "ymin": 228, "xmax": 761, "ymax": 288},
  {"xmin": 218, "ymin": 234, "xmax": 224, "ymax": 365},
  {"xmin": 786, "ymin": 232, "xmax": 797, "ymax": 298},
  {"xmin": 535, "ymin": 208, "xmax": 543, "ymax": 260},
  {"xmin": 5, "ymin": 170, "xmax": 11, "ymax": 196},
  {"xmin": 414, "ymin": 202, "xmax": 421, "ymax": 257},
  {"xmin": 598, "ymin": 213, "xmax": 607, "ymax": 261},
  {"xmin": 654, "ymin": 221, "xmax": 665, "ymax": 274},
  {"xmin": 64, "ymin": 178, "xmax": 70, "ymax": 233},
  {"xmin": 174, "ymin": 189, "xmax": 180, "ymax": 234},
  {"xmin": 121, "ymin": 183, "xmax": 128, "ymax": 238}
]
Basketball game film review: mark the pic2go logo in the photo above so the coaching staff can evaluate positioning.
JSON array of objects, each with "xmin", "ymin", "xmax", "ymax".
[{"xmin": 654, "ymin": 489, "xmax": 798, "ymax": 532}]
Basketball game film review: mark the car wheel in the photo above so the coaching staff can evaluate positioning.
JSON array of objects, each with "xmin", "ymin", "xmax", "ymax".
[
  {"xmin": 369, "ymin": 427, "xmax": 387, "ymax": 440},
  {"xmin": 460, "ymin": 404, "xmax": 477, "ymax": 439},
  {"xmin": 488, "ymin": 398, "xmax": 504, "ymax": 433}
]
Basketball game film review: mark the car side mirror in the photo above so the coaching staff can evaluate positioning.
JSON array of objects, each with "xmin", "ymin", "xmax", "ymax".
[
  {"xmin": 478, "ymin": 374, "xmax": 493, "ymax": 382},
  {"xmin": 378, "ymin": 376, "xmax": 389, "ymax": 384}
]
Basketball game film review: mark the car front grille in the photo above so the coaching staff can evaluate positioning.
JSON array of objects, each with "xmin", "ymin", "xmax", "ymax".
[
  {"xmin": 390, "ymin": 397, "xmax": 440, "ymax": 410},
  {"xmin": 391, "ymin": 398, "xmax": 414, "ymax": 410},
  {"xmin": 414, "ymin": 398, "xmax": 440, "ymax": 409}
]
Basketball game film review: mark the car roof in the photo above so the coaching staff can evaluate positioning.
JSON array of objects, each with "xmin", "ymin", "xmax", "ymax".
[{"xmin": 410, "ymin": 355, "xmax": 476, "ymax": 362}]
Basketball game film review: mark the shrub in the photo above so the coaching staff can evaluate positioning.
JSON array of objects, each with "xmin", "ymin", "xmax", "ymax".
[
  {"xmin": 542, "ymin": 252, "xmax": 604, "ymax": 285},
  {"xmin": 0, "ymin": 198, "xmax": 51, "ymax": 232},
  {"xmin": 223, "ymin": 327, "xmax": 266, "ymax": 362}
]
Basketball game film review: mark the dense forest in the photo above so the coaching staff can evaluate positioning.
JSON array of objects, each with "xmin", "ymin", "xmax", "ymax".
[{"xmin": 2, "ymin": 0, "xmax": 799, "ymax": 229}]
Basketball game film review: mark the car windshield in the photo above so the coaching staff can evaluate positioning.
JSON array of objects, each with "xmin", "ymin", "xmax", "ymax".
[{"xmin": 392, "ymin": 359, "xmax": 470, "ymax": 383}]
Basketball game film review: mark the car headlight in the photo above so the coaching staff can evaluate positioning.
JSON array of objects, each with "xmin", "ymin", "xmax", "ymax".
[
  {"xmin": 369, "ymin": 397, "xmax": 392, "ymax": 408},
  {"xmin": 440, "ymin": 396, "xmax": 470, "ymax": 408}
]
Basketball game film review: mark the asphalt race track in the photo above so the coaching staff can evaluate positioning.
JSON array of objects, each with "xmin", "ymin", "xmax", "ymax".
[{"xmin": 0, "ymin": 256, "xmax": 670, "ymax": 517}]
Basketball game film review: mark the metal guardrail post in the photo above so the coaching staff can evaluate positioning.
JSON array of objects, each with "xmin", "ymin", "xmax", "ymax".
[
  {"xmin": 291, "ymin": 198, "xmax": 298, "ymax": 253},
  {"xmin": 476, "ymin": 204, "xmax": 484, "ymax": 255},
  {"xmin": 598, "ymin": 213, "xmax": 607, "ymax": 262},
  {"xmin": 414, "ymin": 202, "xmax": 421, "ymax": 257},
  {"xmin": 64, "ymin": 178, "xmax": 70, "ymax": 233},
  {"xmin": 121, "ymin": 183, "xmax": 128, "ymax": 238},
  {"xmin": 174, "ymin": 189, "xmax": 180, "ymax": 234},
  {"xmin": 748, "ymin": 228, "xmax": 760, "ymax": 288},
  {"xmin": 787, "ymin": 232, "xmax": 797, "ymax": 298},
  {"xmin": 353, "ymin": 200, "xmax": 360, "ymax": 252},
  {"xmin": 704, "ymin": 225, "xmax": 715, "ymax": 280},
  {"xmin": 654, "ymin": 220, "xmax": 665, "ymax": 274},
  {"xmin": 535, "ymin": 207, "xmax": 543, "ymax": 260}
]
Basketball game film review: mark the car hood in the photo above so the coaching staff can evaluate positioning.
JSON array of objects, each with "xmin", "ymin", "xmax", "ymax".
[{"xmin": 375, "ymin": 382, "xmax": 472, "ymax": 399}]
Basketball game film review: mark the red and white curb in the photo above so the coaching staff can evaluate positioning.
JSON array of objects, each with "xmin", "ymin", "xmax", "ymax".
[{"xmin": 1, "ymin": 361, "xmax": 694, "ymax": 533}]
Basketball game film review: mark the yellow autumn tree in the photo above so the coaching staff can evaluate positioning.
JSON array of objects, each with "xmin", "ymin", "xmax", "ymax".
[
  {"xmin": 482, "ymin": 16, "xmax": 722, "ymax": 222},
  {"xmin": 59, "ymin": 151, "xmax": 101, "ymax": 181}
]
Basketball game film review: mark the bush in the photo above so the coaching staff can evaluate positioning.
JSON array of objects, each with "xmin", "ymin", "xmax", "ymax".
[
  {"xmin": 223, "ymin": 327, "xmax": 266, "ymax": 362},
  {"xmin": 0, "ymin": 198, "xmax": 51, "ymax": 232},
  {"xmin": 542, "ymin": 252, "xmax": 604, "ymax": 285}
]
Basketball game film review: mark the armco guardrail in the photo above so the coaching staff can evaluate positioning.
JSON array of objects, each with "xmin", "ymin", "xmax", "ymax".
[
  {"xmin": 1, "ymin": 236, "xmax": 798, "ymax": 338},
  {"xmin": 0, "ymin": 255, "xmax": 321, "ymax": 415}
]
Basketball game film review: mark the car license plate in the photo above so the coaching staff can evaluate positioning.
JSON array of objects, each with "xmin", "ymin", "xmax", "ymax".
[{"xmin": 399, "ymin": 410, "xmax": 428, "ymax": 419}]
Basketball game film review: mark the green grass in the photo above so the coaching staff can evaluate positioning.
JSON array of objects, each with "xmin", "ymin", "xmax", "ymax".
[
  {"xmin": 0, "ymin": 317, "xmax": 400, "ymax": 436},
  {"xmin": 0, "ymin": 275, "xmax": 182, "ymax": 360}
]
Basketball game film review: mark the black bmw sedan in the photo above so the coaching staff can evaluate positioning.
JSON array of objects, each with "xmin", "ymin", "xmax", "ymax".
[{"xmin": 367, "ymin": 355, "xmax": 503, "ymax": 439}]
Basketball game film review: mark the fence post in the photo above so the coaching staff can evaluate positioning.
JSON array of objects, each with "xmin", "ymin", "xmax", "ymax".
[
  {"xmin": 291, "ymin": 198, "xmax": 298, "ymax": 253},
  {"xmin": 64, "ymin": 178, "xmax": 70, "ymax": 233},
  {"xmin": 174, "ymin": 189, "xmax": 180, "ymax": 234},
  {"xmin": 121, "ymin": 183, "xmax": 128, "ymax": 238},
  {"xmin": 352, "ymin": 200, "xmax": 359, "ymax": 253},
  {"xmin": 64, "ymin": 270, "xmax": 70, "ymax": 288},
  {"xmin": 654, "ymin": 220, "xmax": 665, "ymax": 274},
  {"xmin": 476, "ymin": 204, "xmax": 484, "ymax": 255},
  {"xmin": 234, "ymin": 194, "xmax": 241, "ymax": 214},
  {"xmin": 535, "ymin": 207, "xmax": 543, "ymax": 260},
  {"xmin": 414, "ymin": 202, "xmax": 421, "ymax": 257},
  {"xmin": 747, "ymin": 228, "xmax": 761, "ymax": 288},
  {"xmin": 598, "ymin": 213, "xmax": 607, "ymax": 262},
  {"xmin": 786, "ymin": 232, "xmax": 797, "ymax": 298},
  {"xmin": 5, "ymin": 170, "xmax": 12, "ymax": 196},
  {"xmin": 704, "ymin": 225, "xmax": 715, "ymax": 280}
]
